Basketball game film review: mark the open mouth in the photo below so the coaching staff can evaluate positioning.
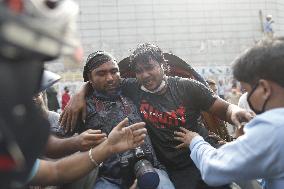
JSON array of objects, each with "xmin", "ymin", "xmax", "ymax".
[
  {"xmin": 143, "ymin": 79, "xmax": 154, "ymax": 87},
  {"xmin": 106, "ymin": 85, "xmax": 117, "ymax": 91}
]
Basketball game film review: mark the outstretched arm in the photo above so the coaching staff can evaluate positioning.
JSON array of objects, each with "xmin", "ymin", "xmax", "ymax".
[
  {"xmin": 45, "ymin": 129, "xmax": 107, "ymax": 159},
  {"xmin": 31, "ymin": 118, "xmax": 146, "ymax": 185},
  {"xmin": 175, "ymin": 124, "xmax": 276, "ymax": 186}
]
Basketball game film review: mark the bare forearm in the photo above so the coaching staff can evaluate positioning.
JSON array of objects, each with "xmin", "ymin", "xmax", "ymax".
[
  {"xmin": 54, "ymin": 140, "xmax": 111, "ymax": 183},
  {"xmin": 44, "ymin": 135, "xmax": 80, "ymax": 159},
  {"xmin": 32, "ymin": 140, "xmax": 112, "ymax": 185},
  {"xmin": 209, "ymin": 98, "xmax": 253, "ymax": 129},
  {"xmin": 208, "ymin": 98, "xmax": 231, "ymax": 123},
  {"xmin": 225, "ymin": 104, "xmax": 235, "ymax": 124},
  {"xmin": 32, "ymin": 118, "xmax": 147, "ymax": 186}
]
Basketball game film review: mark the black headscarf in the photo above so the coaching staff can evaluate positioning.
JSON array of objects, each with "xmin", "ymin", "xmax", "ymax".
[{"xmin": 83, "ymin": 51, "xmax": 117, "ymax": 82}]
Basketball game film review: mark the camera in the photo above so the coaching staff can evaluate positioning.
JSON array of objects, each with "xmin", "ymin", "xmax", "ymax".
[{"xmin": 120, "ymin": 146, "xmax": 160, "ymax": 189}]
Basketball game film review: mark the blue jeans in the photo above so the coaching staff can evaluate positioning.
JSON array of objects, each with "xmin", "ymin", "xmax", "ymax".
[{"xmin": 94, "ymin": 168, "xmax": 175, "ymax": 189}]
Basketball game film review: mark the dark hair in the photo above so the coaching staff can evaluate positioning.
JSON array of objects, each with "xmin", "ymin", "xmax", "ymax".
[
  {"xmin": 233, "ymin": 37, "xmax": 284, "ymax": 87},
  {"xmin": 129, "ymin": 43, "xmax": 168, "ymax": 70},
  {"xmin": 83, "ymin": 51, "xmax": 117, "ymax": 82}
]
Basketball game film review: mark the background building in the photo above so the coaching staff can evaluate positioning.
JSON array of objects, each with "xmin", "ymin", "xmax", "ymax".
[{"xmin": 47, "ymin": 0, "xmax": 284, "ymax": 94}]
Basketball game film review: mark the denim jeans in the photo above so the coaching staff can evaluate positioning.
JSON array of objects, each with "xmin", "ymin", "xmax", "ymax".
[{"xmin": 93, "ymin": 168, "xmax": 175, "ymax": 189}]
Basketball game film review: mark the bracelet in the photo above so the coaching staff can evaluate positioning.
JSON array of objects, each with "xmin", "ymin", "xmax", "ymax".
[{"xmin": 88, "ymin": 148, "xmax": 99, "ymax": 167}]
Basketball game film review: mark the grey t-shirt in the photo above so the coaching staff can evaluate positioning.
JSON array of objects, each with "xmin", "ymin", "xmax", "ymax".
[{"xmin": 48, "ymin": 111, "xmax": 64, "ymax": 136}]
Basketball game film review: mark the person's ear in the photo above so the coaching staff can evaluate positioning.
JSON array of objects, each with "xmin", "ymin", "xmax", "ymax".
[
  {"xmin": 160, "ymin": 67, "xmax": 165, "ymax": 76},
  {"xmin": 259, "ymin": 79, "xmax": 272, "ymax": 99},
  {"xmin": 160, "ymin": 63, "xmax": 165, "ymax": 75},
  {"xmin": 88, "ymin": 73, "xmax": 92, "ymax": 83}
]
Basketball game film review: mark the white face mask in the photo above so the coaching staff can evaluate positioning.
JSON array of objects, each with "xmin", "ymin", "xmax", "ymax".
[{"xmin": 141, "ymin": 80, "xmax": 166, "ymax": 94}]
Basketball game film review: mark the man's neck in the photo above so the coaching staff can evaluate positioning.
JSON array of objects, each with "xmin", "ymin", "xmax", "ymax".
[
  {"xmin": 141, "ymin": 77, "xmax": 168, "ymax": 94},
  {"xmin": 265, "ymin": 85, "xmax": 284, "ymax": 111}
]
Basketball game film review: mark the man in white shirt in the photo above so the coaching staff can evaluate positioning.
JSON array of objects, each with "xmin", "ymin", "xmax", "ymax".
[{"xmin": 175, "ymin": 37, "xmax": 284, "ymax": 189}]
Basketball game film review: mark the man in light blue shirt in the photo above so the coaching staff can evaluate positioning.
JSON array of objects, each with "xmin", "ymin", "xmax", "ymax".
[{"xmin": 174, "ymin": 37, "xmax": 284, "ymax": 189}]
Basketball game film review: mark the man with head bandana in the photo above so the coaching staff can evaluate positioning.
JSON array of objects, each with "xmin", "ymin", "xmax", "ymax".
[{"xmin": 175, "ymin": 37, "xmax": 284, "ymax": 189}]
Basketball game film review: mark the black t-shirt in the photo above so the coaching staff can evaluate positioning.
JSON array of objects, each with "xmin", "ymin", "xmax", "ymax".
[{"xmin": 121, "ymin": 76, "xmax": 217, "ymax": 171}]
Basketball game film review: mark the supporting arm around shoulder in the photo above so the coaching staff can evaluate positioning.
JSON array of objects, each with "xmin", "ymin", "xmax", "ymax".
[{"xmin": 59, "ymin": 82, "xmax": 91, "ymax": 133}]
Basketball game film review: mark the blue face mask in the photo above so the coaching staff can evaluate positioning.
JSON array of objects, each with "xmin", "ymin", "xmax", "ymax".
[{"xmin": 247, "ymin": 82, "xmax": 270, "ymax": 114}]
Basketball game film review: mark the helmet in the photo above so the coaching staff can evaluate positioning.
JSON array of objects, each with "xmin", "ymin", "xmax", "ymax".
[
  {"xmin": 39, "ymin": 70, "xmax": 61, "ymax": 92},
  {"xmin": 0, "ymin": 1, "xmax": 79, "ymax": 188},
  {"xmin": 0, "ymin": 0, "xmax": 81, "ymax": 61}
]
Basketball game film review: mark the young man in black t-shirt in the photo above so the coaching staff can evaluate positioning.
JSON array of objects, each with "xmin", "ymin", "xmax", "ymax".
[
  {"xmin": 121, "ymin": 77, "xmax": 214, "ymax": 170},
  {"xmin": 60, "ymin": 44, "xmax": 253, "ymax": 189},
  {"xmin": 119, "ymin": 43, "xmax": 252, "ymax": 189}
]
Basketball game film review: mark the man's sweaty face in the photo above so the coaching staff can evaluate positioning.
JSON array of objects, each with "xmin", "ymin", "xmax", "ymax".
[{"xmin": 89, "ymin": 61, "xmax": 120, "ymax": 95}]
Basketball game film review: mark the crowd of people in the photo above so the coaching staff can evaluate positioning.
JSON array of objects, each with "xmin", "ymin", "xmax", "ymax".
[{"xmin": 1, "ymin": 1, "xmax": 284, "ymax": 189}]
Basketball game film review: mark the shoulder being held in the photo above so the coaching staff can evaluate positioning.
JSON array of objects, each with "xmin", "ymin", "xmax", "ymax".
[{"xmin": 171, "ymin": 76, "xmax": 206, "ymax": 87}]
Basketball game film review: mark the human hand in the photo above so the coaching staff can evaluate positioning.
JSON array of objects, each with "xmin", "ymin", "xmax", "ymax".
[
  {"xmin": 208, "ymin": 131, "xmax": 226, "ymax": 145},
  {"xmin": 228, "ymin": 104, "xmax": 255, "ymax": 129},
  {"xmin": 59, "ymin": 91, "xmax": 87, "ymax": 133},
  {"xmin": 174, "ymin": 127, "xmax": 200, "ymax": 149},
  {"xmin": 106, "ymin": 118, "xmax": 147, "ymax": 154},
  {"xmin": 129, "ymin": 179, "xmax": 137, "ymax": 189},
  {"xmin": 235, "ymin": 122, "xmax": 246, "ymax": 138},
  {"xmin": 76, "ymin": 129, "xmax": 107, "ymax": 151}
]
